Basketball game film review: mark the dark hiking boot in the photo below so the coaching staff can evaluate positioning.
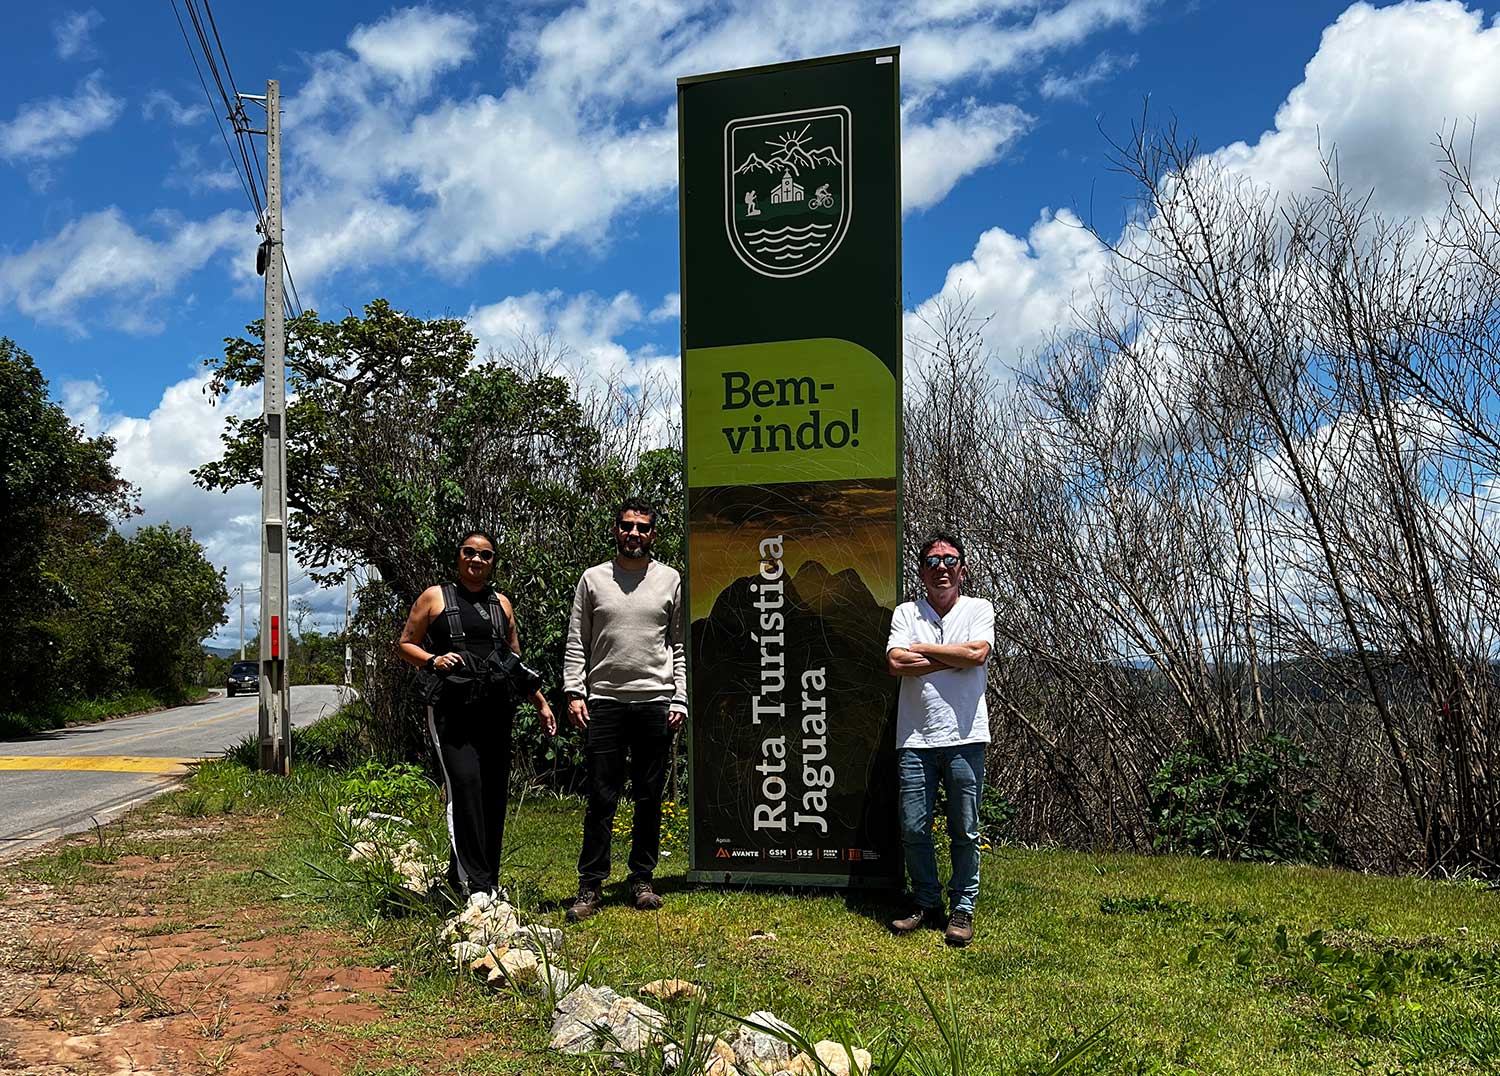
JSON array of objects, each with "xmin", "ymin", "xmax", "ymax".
[
  {"xmin": 890, "ymin": 905, "xmax": 944, "ymax": 934},
  {"xmin": 565, "ymin": 885, "xmax": 603, "ymax": 922},
  {"xmin": 630, "ymin": 879, "xmax": 664, "ymax": 911},
  {"xmin": 944, "ymin": 909, "xmax": 975, "ymax": 947}
]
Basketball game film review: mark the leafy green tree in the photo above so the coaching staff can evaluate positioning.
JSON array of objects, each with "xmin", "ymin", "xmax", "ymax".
[
  {"xmin": 0, "ymin": 338, "xmax": 136, "ymax": 708},
  {"xmin": 194, "ymin": 300, "xmax": 682, "ymax": 767},
  {"xmin": 107, "ymin": 524, "xmax": 229, "ymax": 699}
]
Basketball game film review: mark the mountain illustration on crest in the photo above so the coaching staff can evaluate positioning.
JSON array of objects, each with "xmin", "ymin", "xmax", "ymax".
[{"xmin": 734, "ymin": 132, "xmax": 843, "ymax": 178}]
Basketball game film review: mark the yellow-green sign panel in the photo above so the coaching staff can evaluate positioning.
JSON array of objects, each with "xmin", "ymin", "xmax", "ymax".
[{"xmin": 678, "ymin": 50, "xmax": 902, "ymax": 887}]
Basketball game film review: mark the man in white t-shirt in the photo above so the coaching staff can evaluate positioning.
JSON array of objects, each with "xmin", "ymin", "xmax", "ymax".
[{"xmin": 885, "ymin": 532, "xmax": 994, "ymax": 947}]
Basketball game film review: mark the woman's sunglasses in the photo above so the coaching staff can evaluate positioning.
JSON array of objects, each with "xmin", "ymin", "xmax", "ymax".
[{"xmin": 460, "ymin": 546, "xmax": 495, "ymax": 562}]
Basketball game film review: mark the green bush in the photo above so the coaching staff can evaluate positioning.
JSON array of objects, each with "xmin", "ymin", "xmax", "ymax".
[
  {"xmin": 338, "ymin": 759, "xmax": 437, "ymax": 819},
  {"xmin": 223, "ymin": 699, "xmax": 372, "ymax": 770},
  {"xmin": 1148, "ymin": 734, "xmax": 1331, "ymax": 864}
]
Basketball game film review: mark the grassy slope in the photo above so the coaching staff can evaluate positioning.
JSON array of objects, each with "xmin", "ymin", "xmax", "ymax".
[
  {"xmin": 496, "ymin": 797, "xmax": 1500, "ymax": 1075},
  {"xmin": 10, "ymin": 759, "xmax": 1496, "ymax": 1076}
]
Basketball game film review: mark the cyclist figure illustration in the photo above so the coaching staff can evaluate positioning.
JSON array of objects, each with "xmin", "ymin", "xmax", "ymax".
[{"xmin": 810, "ymin": 183, "xmax": 834, "ymax": 209}]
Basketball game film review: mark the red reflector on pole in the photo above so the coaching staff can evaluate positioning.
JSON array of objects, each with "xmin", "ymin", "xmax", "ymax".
[{"xmin": 271, "ymin": 615, "xmax": 280, "ymax": 659}]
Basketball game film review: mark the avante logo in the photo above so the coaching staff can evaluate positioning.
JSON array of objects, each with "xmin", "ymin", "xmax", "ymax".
[
  {"xmin": 716, "ymin": 847, "xmax": 731, "ymax": 859},
  {"xmin": 724, "ymin": 105, "xmax": 851, "ymax": 279}
]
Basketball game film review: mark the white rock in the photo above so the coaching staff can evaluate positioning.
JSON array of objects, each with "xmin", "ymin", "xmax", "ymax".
[
  {"xmin": 537, "ymin": 963, "xmax": 575, "ymax": 997},
  {"xmin": 725, "ymin": 1011, "xmax": 798, "ymax": 1075},
  {"xmin": 508, "ymin": 924, "xmax": 564, "ymax": 954},
  {"xmin": 701, "ymin": 1036, "xmax": 738, "ymax": 1076},
  {"xmin": 596, "ymin": 996, "xmax": 667, "ymax": 1053},
  {"xmin": 787, "ymin": 1041, "xmax": 872, "ymax": 1076},
  {"xmin": 640, "ymin": 978, "xmax": 704, "ymax": 1001},
  {"xmin": 449, "ymin": 940, "xmax": 488, "ymax": 964},
  {"xmin": 497, "ymin": 947, "xmax": 541, "ymax": 984},
  {"xmin": 550, "ymin": 984, "xmax": 622, "ymax": 1053}
]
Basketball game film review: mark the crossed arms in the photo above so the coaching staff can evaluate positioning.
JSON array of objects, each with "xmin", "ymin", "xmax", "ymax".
[{"xmin": 886, "ymin": 639, "xmax": 991, "ymax": 677}]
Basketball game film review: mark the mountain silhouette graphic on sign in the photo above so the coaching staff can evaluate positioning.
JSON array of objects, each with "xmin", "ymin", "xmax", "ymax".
[{"xmin": 734, "ymin": 127, "xmax": 845, "ymax": 177}]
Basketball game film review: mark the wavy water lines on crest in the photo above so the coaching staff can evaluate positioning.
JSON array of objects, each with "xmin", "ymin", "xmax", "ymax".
[
  {"xmin": 755, "ymin": 241, "xmax": 820, "ymax": 253},
  {"xmin": 743, "ymin": 223, "xmax": 834, "ymax": 239}
]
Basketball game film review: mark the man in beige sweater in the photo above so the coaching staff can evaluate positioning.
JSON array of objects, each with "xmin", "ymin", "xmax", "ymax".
[{"xmin": 563, "ymin": 498, "xmax": 687, "ymax": 920}]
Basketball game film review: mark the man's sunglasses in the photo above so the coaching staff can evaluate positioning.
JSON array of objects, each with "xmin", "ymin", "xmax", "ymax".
[
  {"xmin": 922, "ymin": 554, "xmax": 961, "ymax": 570},
  {"xmin": 617, "ymin": 520, "xmax": 654, "ymax": 534},
  {"xmin": 460, "ymin": 546, "xmax": 495, "ymax": 562}
]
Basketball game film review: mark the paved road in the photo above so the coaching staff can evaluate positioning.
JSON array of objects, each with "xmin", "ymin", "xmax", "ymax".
[{"xmin": 0, "ymin": 684, "xmax": 348, "ymax": 862}]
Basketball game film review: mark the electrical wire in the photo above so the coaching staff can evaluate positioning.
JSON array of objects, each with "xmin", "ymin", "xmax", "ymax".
[
  {"xmin": 168, "ymin": 0, "xmax": 307, "ymax": 320},
  {"xmin": 168, "ymin": 0, "xmax": 257, "ymax": 214}
]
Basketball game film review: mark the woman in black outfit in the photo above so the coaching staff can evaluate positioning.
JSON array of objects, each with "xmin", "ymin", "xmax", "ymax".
[{"xmin": 398, "ymin": 530, "xmax": 556, "ymax": 896}]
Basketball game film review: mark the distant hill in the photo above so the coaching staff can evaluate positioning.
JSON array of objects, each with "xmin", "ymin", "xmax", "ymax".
[{"xmin": 202, "ymin": 644, "xmax": 238, "ymax": 659}]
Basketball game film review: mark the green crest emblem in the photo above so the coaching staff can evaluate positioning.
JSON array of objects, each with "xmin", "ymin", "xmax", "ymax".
[{"xmin": 725, "ymin": 105, "xmax": 851, "ymax": 279}]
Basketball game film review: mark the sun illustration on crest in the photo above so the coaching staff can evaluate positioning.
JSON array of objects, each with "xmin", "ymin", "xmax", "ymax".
[{"xmin": 765, "ymin": 125, "xmax": 814, "ymax": 167}]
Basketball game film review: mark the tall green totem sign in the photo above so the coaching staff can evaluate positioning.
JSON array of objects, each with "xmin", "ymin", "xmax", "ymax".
[{"xmin": 678, "ymin": 49, "xmax": 902, "ymax": 887}]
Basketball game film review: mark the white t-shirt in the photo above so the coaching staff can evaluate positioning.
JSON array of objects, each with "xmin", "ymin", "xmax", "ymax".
[{"xmin": 886, "ymin": 594, "xmax": 994, "ymax": 749}]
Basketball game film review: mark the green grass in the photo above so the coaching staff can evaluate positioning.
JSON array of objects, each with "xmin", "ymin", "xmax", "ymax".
[
  {"xmin": 0, "ymin": 685, "xmax": 211, "ymax": 738},
  {"xmin": 12, "ymin": 711, "xmax": 1500, "ymax": 1075}
]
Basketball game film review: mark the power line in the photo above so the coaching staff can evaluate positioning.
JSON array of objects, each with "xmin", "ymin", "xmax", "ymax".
[
  {"xmin": 168, "ymin": 0, "xmax": 257, "ymax": 213},
  {"xmin": 166, "ymin": 0, "xmax": 307, "ymax": 322}
]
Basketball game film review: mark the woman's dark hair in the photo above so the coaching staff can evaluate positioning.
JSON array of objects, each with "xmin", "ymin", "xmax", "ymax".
[
  {"xmin": 918, "ymin": 531, "xmax": 966, "ymax": 564},
  {"xmin": 615, "ymin": 497, "xmax": 658, "ymax": 528},
  {"xmin": 457, "ymin": 529, "xmax": 498, "ymax": 555}
]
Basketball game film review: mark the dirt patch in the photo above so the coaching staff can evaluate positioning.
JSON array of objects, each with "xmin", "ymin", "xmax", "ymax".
[{"xmin": 0, "ymin": 818, "xmax": 400, "ymax": 1075}]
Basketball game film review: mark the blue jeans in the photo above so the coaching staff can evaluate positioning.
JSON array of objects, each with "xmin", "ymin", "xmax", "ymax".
[{"xmin": 898, "ymin": 744, "xmax": 986, "ymax": 914}]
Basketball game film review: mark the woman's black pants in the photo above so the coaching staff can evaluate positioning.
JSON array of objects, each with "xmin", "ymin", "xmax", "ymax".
[{"xmin": 427, "ymin": 695, "xmax": 514, "ymax": 895}]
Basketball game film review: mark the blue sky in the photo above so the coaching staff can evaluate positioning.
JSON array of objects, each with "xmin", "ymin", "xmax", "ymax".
[{"xmin": 3, "ymin": 0, "xmax": 1498, "ymax": 643}]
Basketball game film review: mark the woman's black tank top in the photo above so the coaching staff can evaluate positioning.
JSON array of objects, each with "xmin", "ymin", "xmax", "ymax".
[{"xmin": 425, "ymin": 585, "xmax": 507, "ymax": 663}]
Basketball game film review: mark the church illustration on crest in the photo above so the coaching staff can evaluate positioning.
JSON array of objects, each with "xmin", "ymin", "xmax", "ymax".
[{"xmin": 770, "ymin": 171, "xmax": 805, "ymax": 204}]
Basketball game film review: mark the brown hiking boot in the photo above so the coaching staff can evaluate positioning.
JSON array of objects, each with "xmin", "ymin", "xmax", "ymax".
[
  {"xmin": 630, "ymin": 879, "xmax": 664, "ymax": 911},
  {"xmin": 890, "ymin": 905, "xmax": 943, "ymax": 934},
  {"xmin": 565, "ymin": 885, "xmax": 602, "ymax": 922},
  {"xmin": 944, "ymin": 909, "xmax": 974, "ymax": 947}
]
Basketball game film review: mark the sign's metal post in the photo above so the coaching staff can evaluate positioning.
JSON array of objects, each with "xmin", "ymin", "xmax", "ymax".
[{"xmin": 678, "ymin": 49, "xmax": 903, "ymax": 888}]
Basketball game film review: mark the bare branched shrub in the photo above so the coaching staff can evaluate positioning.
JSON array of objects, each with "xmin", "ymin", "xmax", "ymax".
[{"xmin": 906, "ymin": 122, "xmax": 1500, "ymax": 873}]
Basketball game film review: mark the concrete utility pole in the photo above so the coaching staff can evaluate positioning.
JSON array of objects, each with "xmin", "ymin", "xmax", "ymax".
[
  {"xmin": 237, "ymin": 584, "xmax": 245, "ymax": 660},
  {"xmin": 240, "ymin": 80, "xmax": 291, "ymax": 775}
]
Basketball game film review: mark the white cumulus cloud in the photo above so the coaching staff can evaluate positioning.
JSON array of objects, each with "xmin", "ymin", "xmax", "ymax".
[
  {"xmin": 908, "ymin": 208, "xmax": 1112, "ymax": 368},
  {"xmin": 347, "ymin": 6, "xmax": 479, "ymax": 95},
  {"xmin": 903, "ymin": 98, "xmax": 1031, "ymax": 213},
  {"xmin": 0, "ymin": 72, "xmax": 121, "ymax": 162},
  {"xmin": 276, "ymin": 0, "xmax": 1148, "ymax": 287},
  {"xmin": 53, "ymin": 8, "xmax": 103, "ymax": 61},
  {"xmin": 1209, "ymin": 0, "xmax": 1500, "ymax": 220},
  {"xmin": 0, "ymin": 208, "xmax": 250, "ymax": 333},
  {"xmin": 918, "ymin": 0, "xmax": 1500, "ymax": 377}
]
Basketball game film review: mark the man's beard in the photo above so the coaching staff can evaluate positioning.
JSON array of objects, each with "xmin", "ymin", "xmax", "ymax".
[{"xmin": 617, "ymin": 538, "xmax": 650, "ymax": 559}]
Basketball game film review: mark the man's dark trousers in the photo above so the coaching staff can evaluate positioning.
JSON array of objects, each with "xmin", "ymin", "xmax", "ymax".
[{"xmin": 577, "ymin": 699, "xmax": 671, "ymax": 886}]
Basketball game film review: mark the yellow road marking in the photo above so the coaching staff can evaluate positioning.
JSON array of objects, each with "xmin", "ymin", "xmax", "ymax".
[{"xmin": 0, "ymin": 756, "xmax": 200, "ymax": 775}]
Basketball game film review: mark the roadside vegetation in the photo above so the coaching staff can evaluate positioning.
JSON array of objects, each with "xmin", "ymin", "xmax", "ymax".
[
  {"xmin": 0, "ymin": 338, "xmax": 228, "ymax": 740},
  {"xmin": 13, "ymin": 702, "xmax": 1493, "ymax": 1075},
  {"xmin": 0, "ymin": 685, "xmax": 213, "ymax": 739}
]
